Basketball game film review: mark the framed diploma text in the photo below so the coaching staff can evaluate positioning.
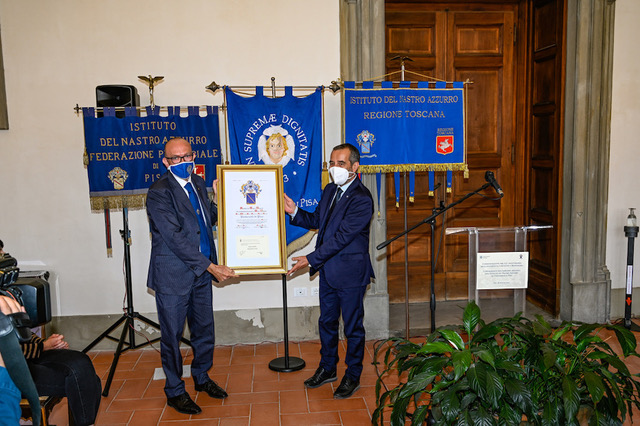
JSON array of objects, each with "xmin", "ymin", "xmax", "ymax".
[{"xmin": 216, "ymin": 165, "xmax": 287, "ymax": 275}]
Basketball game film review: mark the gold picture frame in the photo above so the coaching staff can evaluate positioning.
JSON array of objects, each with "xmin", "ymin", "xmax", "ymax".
[{"xmin": 216, "ymin": 164, "xmax": 287, "ymax": 275}]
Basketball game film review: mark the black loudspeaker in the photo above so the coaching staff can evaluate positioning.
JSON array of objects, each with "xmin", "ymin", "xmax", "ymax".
[
  {"xmin": 96, "ymin": 85, "xmax": 139, "ymax": 117},
  {"xmin": 13, "ymin": 277, "xmax": 51, "ymax": 327}
]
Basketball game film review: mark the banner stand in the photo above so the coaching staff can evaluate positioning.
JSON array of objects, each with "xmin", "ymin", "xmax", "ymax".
[{"xmin": 268, "ymin": 274, "xmax": 306, "ymax": 372}]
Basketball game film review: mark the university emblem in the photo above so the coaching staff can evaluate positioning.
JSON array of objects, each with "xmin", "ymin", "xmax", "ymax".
[
  {"xmin": 107, "ymin": 167, "xmax": 128, "ymax": 190},
  {"xmin": 356, "ymin": 130, "xmax": 375, "ymax": 154},
  {"xmin": 240, "ymin": 180, "xmax": 261, "ymax": 205},
  {"xmin": 436, "ymin": 135, "xmax": 454, "ymax": 155},
  {"xmin": 257, "ymin": 125, "xmax": 295, "ymax": 166}
]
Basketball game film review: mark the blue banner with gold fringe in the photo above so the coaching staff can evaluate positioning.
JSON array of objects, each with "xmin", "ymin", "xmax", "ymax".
[
  {"xmin": 226, "ymin": 86, "xmax": 322, "ymax": 250},
  {"xmin": 343, "ymin": 82, "xmax": 466, "ymax": 174},
  {"xmin": 82, "ymin": 106, "xmax": 221, "ymax": 211}
]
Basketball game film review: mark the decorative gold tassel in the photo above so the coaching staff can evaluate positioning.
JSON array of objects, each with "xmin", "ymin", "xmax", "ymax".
[
  {"xmin": 321, "ymin": 161, "xmax": 330, "ymax": 189},
  {"xmin": 428, "ymin": 191, "xmax": 434, "ymax": 197},
  {"xmin": 409, "ymin": 196, "xmax": 415, "ymax": 203},
  {"xmin": 464, "ymin": 165, "xmax": 469, "ymax": 179},
  {"xmin": 83, "ymin": 147, "xmax": 89, "ymax": 167}
]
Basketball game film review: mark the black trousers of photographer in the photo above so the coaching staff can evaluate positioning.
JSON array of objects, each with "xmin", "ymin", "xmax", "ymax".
[{"xmin": 28, "ymin": 349, "xmax": 101, "ymax": 426}]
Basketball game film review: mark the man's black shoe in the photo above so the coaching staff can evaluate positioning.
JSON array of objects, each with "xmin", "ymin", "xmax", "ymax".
[
  {"xmin": 195, "ymin": 380, "xmax": 228, "ymax": 399},
  {"xmin": 304, "ymin": 367, "xmax": 337, "ymax": 388},
  {"xmin": 167, "ymin": 392, "xmax": 201, "ymax": 415},
  {"xmin": 333, "ymin": 376, "xmax": 360, "ymax": 399}
]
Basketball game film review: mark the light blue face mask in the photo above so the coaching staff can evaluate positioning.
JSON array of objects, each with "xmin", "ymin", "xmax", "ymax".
[{"xmin": 169, "ymin": 161, "xmax": 195, "ymax": 179}]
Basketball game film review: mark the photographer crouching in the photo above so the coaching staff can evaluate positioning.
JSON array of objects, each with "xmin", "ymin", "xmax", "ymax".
[{"xmin": 0, "ymin": 239, "xmax": 101, "ymax": 425}]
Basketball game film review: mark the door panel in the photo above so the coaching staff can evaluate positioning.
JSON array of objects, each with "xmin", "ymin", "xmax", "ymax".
[
  {"xmin": 385, "ymin": 3, "xmax": 518, "ymax": 303},
  {"xmin": 526, "ymin": 0, "xmax": 565, "ymax": 315}
]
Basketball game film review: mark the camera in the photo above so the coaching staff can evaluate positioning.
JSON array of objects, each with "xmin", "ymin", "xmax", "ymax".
[{"xmin": 0, "ymin": 252, "xmax": 52, "ymax": 328}]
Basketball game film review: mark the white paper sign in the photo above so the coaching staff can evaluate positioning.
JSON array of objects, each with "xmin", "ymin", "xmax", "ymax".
[{"xmin": 476, "ymin": 252, "xmax": 529, "ymax": 290}]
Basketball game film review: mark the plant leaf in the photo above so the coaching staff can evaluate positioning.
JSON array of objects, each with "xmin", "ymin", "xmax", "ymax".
[
  {"xmin": 562, "ymin": 376, "xmax": 580, "ymax": 420},
  {"xmin": 463, "ymin": 301, "xmax": 481, "ymax": 336},
  {"xmin": 441, "ymin": 388, "xmax": 462, "ymax": 422},
  {"xmin": 584, "ymin": 370, "xmax": 606, "ymax": 404},
  {"xmin": 467, "ymin": 364, "xmax": 484, "ymax": 398},
  {"xmin": 573, "ymin": 323, "xmax": 598, "ymax": 342},
  {"xmin": 471, "ymin": 405, "xmax": 495, "ymax": 426},
  {"xmin": 602, "ymin": 353, "xmax": 631, "ymax": 376},
  {"xmin": 504, "ymin": 377, "xmax": 533, "ymax": 413},
  {"xmin": 452, "ymin": 349, "xmax": 473, "ymax": 380},
  {"xmin": 484, "ymin": 367, "xmax": 505, "ymax": 408},
  {"xmin": 612, "ymin": 325, "xmax": 638, "ymax": 356},
  {"xmin": 541, "ymin": 343, "xmax": 557, "ymax": 369},
  {"xmin": 398, "ymin": 371, "xmax": 436, "ymax": 399},
  {"xmin": 475, "ymin": 349, "xmax": 496, "ymax": 368},
  {"xmin": 472, "ymin": 325, "xmax": 502, "ymax": 343},
  {"xmin": 440, "ymin": 328, "xmax": 466, "ymax": 350},
  {"xmin": 390, "ymin": 393, "xmax": 410, "ymax": 426},
  {"xmin": 411, "ymin": 405, "xmax": 429, "ymax": 426},
  {"xmin": 417, "ymin": 341, "xmax": 453, "ymax": 355},
  {"xmin": 533, "ymin": 316, "xmax": 553, "ymax": 336}
]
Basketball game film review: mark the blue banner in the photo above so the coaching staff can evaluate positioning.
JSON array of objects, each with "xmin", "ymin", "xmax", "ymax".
[
  {"xmin": 226, "ymin": 87, "xmax": 323, "ymax": 248},
  {"xmin": 343, "ymin": 83, "xmax": 466, "ymax": 173},
  {"xmin": 82, "ymin": 106, "xmax": 221, "ymax": 211}
]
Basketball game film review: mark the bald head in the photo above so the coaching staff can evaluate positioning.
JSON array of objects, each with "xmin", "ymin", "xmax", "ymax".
[{"xmin": 162, "ymin": 138, "xmax": 194, "ymax": 170}]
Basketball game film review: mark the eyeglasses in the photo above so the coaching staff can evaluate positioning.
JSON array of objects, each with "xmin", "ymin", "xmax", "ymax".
[{"xmin": 165, "ymin": 152, "xmax": 194, "ymax": 164}]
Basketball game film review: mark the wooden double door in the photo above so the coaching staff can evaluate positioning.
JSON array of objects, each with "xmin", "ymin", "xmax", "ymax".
[{"xmin": 385, "ymin": 0, "xmax": 563, "ymax": 315}]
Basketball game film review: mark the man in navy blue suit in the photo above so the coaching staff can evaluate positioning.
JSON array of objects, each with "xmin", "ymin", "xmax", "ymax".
[
  {"xmin": 146, "ymin": 137, "xmax": 237, "ymax": 415},
  {"xmin": 284, "ymin": 143, "xmax": 374, "ymax": 399}
]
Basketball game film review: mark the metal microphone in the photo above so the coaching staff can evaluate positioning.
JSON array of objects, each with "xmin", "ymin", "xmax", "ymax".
[{"xmin": 484, "ymin": 171, "xmax": 504, "ymax": 197}]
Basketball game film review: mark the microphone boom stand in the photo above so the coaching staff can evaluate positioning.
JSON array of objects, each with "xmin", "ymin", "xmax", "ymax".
[{"xmin": 377, "ymin": 181, "xmax": 493, "ymax": 333}]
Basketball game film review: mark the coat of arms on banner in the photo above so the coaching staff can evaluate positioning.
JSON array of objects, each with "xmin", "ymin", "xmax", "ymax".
[
  {"xmin": 436, "ymin": 134, "xmax": 454, "ymax": 155},
  {"xmin": 195, "ymin": 164, "xmax": 206, "ymax": 181},
  {"xmin": 108, "ymin": 167, "xmax": 128, "ymax": 190},
  {"xmin": 241, "ymin": 180, "xmax": 261, "ymax": 205},
  {"xmin": 356, "ymin": 130, "xmax": 375, "ymax": 154}
]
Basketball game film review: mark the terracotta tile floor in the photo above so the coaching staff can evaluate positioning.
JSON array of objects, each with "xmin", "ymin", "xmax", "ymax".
[
  {"xmin": 47, "ymin": 339, "xmax": 389, "ymax": 425},
  {"xmin": 45, "ymin": 322, "xmax": 640, "ymax": 425}
]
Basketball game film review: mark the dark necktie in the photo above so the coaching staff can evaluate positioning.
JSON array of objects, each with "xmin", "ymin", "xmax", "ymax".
[
  {"xmin": 185, "ymin": 182, "xmax": 211, "ymax": 258},
  {"xmin": 327, "ymin": 187, "xmax": 343, "ymax": 219}
]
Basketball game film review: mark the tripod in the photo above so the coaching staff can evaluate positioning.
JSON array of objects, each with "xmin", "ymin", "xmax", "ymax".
[{"xmin": 83, "ymin": 208, "xmax": 190, "ymax": 396}]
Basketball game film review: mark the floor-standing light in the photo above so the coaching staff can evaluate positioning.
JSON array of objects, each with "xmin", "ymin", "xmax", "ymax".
[{"xmin": 623, "ymin": 208, "xmax": 640, "ymax": 331}]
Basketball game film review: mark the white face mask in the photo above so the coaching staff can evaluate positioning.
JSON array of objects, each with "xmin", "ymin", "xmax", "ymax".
[{"xmin": 329, "ymin": 166, "xmax": 354, "ymax": 186}]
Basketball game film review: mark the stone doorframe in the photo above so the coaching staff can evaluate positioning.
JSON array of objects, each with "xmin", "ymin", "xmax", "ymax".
[{"xmin": 339, "ymin": 0, "xmax": 616, "ymax": 325}]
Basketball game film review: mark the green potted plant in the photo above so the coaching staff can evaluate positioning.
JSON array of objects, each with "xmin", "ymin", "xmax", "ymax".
[{"xmin": 373, "ymin": 301, "xmax": 640, "ymax": 425}]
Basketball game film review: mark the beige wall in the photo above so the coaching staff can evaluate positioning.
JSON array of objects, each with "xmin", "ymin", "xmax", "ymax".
[
  {"xmin": 0, "ymin": 0, "xmax": 340, "ymax": 316},
  {"xmin": 607, "ymin": 0, "xmax": 640, "ymax": 295}
]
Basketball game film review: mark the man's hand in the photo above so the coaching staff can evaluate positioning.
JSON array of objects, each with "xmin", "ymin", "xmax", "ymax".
[
  {"xmin": 283, "ymin": 193, "xmax": 296, "ymax": 215},
  {"xmin": 43, "ymin": 334, "xmax": 69, "ymax": 351},
  {"xmin": 0, "ymin": 295, "xmax": 25, "ymax": 315},
  {"xmin": 287, "ymin": 256, "xmax": 309, "ymax": 276},
  {"xmin": 212, "ymin": 178, "xmax": 219, "ymax": 199},
  {"xmin": 207, "ymin": 263, "xmax": 238, "ymax": 282}
]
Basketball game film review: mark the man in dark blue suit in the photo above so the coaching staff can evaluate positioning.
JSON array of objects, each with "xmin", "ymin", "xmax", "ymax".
[
  {"xmin": 284, "ymin": 143, "xmax": 374, "ymax": 399},
  {"xmin": 146, "ymin": 138, "xmax": 237, "ymax": 415}
]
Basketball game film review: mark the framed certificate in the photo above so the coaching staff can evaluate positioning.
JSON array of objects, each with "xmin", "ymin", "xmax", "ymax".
[{"xmin": 216, "ymin": 164, "xmax": 287, "ymax": 275}]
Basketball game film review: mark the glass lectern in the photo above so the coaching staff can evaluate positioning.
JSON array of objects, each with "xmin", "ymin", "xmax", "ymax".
[{"xmin": 446, "ymin": 226, "xmax": 552, "ymax": 315}]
